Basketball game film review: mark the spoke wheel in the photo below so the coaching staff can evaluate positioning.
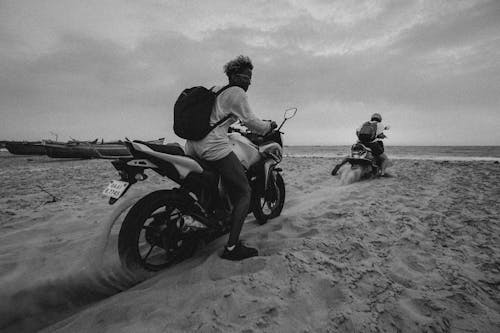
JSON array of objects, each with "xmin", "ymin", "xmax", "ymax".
[{"xmin": 118, "ymin": 190, "xmax": 198, "ymax": 272}]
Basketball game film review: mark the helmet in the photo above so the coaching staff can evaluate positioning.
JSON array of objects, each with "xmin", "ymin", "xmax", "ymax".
[{"xmin": 371, "ymin": 113, "xmax": 382, "ymax": 122}]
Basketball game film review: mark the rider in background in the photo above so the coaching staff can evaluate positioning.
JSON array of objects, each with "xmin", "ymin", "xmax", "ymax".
[
  {"xmin": 185, "ymin": 55, "xmax": 275, "ymax": 261},
  {"xmin": 357, "ymin": 113, "xmax": 390, "ymax": 176},
  {"xmin": 331, "ymin": 113, "xmax": 390, "ymax": 176}
]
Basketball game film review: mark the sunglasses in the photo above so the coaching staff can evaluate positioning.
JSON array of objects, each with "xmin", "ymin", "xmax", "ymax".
[{"xmin": 235, "ymin": 73, "xmax": 252, "ymax": 81}]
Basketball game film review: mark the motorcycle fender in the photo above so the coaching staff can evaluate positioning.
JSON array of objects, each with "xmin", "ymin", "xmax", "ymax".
[{"xmin": 263, "ymin": 160, "xmax": 277, "ymax": 191}]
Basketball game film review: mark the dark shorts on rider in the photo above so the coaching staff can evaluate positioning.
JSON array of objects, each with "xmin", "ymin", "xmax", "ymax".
[{"xmin": 365, "ymin": 140, "xmax": 384, "ymax": 156}]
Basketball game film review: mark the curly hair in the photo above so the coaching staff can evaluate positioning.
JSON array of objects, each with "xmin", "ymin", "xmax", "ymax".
[{"xmin": 223, "ymin": 55, "xmax": 253, "ymax": 77}]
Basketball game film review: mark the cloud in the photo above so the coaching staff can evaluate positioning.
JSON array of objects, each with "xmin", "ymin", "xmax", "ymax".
[{"xmin": 0, "ymin": 0, "xmax": 499, "ymax": 144}]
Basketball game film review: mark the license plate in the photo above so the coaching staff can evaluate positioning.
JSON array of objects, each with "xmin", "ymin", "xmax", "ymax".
[{"xmin": 102, "ymin": 180, "xmax": 129, "ymax": 199}]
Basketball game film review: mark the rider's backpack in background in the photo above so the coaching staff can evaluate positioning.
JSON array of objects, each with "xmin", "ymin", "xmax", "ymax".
[
  {"xmin": 357, "ymin": 121, "xmax": 378, "ymax": 143},
  {"xmin": 173, "ymin": 85, "xmax": 232, "ymax": 140}
]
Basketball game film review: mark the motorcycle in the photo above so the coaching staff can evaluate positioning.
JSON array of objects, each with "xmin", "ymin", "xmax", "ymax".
[
  {"xmin": 333, "ymin": 125, "xmax": 390, "ymax": 184},
  {"xmin": 344, "ymin": 142, "xmax": 381, "ymax": 179},
  {"xmin": 102, "ymin": 108, "xmax": 297, "ymax": 271},
  {"xmin": 333, "ymin": 142, "xmax": 388, "ymax": 185}
]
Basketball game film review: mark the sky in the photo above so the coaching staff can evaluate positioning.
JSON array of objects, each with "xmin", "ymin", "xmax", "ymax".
[{"xmin": 1, "ymin": 0, "xmax": 499, "ymax": 146}]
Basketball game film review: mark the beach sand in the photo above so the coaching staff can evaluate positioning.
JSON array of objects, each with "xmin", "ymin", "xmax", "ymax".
[{"xmin": 1, "ymin": 153, "xmax": 499, "ymax": 332}]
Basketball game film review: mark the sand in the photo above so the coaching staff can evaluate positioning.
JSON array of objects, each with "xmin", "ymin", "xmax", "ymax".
[{"xmin": 0, "ymin": 153, "xmax": 499, "ymax": 332}]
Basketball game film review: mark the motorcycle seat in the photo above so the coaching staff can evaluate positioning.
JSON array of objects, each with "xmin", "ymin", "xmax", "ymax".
[
  {"xmin": 127, "ymin": 141, "xmax": 203, "ymax": 180},
  {"xmin": 133, "ymin": 141, "xmax": 218, "ymax": 175},
  {"xmin": 133, "ymin": 140, "xmax": 185, "ymax": 155},
  {"xmin": 185, "ymin": 155, "xmax": 222, "ymax": 176}
]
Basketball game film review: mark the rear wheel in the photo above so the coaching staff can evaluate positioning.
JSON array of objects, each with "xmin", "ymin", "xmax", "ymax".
[
  {"xmin": 252, "ymin": 172, "xmax": 285, "ymax": 225},
  {"xmin": 118, "ymin": 190, "xmax": 199, "ymax": 272}
]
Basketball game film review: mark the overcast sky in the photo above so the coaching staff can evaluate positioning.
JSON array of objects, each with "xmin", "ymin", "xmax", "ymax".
[{"xmin": 1, "ymin": 0, "xmax": 499, "ymax": 145}]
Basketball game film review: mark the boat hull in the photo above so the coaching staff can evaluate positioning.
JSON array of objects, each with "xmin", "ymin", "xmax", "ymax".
[
  {"xmin": 93, "ymin": 144, "xmax": 130, "ymax": 158},
  {"xmin": 5, "ymin": 142, "xmax": 46, "ymax": 155},
  {"xmin": 44, "ymin": 143, "xmax": 98, "ymax": 159}
]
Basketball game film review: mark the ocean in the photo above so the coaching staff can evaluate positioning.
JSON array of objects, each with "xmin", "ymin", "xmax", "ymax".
[
  {"xmin": 2, "ymin": 146, "xmax": 500, "ymax": 161},
  {"xmin": 284, "ymin": 146, "xmax": 500, "ymax": 161}
]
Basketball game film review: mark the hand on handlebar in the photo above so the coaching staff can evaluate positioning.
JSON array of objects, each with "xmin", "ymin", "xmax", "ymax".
[{"xmin": 264, "ymin": 120, "xmax": 278, "ymax": 135}]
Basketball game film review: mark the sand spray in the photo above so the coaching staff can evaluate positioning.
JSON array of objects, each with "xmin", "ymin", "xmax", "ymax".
[
  {"xmin": 0, "ymin": 188, "xmax": 161, "ymax": 332},
  {"xmin": 339, "ymin": 165, "xmax": 363, "ymax": 185}
]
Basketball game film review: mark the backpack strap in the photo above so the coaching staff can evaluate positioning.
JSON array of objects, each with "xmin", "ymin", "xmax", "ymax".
[
  {"xmin": 211, "ymin": 114, "xmax": 232, "ymax": 129},
  {"xmin": 214, "ymin": 84, "xmax": 232, "ymax": 96},
  {"xmin": 210, "ymin": 85, "xmax": 233, "ymax": 129}
]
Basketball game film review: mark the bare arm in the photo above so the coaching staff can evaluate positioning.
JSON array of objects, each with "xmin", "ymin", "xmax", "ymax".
[{"xmin": 223, "ymin": 87, "xmax": 271, "ymax": 135}]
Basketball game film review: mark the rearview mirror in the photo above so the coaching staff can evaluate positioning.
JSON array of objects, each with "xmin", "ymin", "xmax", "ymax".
[{"xmin": 284, "ymin": 107, "xmax": 297, "ymax": 120}]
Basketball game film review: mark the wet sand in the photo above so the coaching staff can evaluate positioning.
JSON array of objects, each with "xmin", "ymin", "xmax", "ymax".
[{"xmin": 0, "ymin": 153, "xmax": 499, "ymax": 332}]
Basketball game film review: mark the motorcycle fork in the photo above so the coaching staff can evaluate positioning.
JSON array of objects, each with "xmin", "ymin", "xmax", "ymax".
[
  {"xmin": 257, "ymin": 161, "xmax": 279, "ymax": 202},
  {"xmin": 265, "ymin": 171, "xmax": 279, "ymax": 202}
]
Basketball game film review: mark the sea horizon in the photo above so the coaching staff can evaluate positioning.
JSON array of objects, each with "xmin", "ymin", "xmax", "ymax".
[
  {"xmin": 286, "ymin": 144, "xmax": 500, "ymax": 147},
  {"xmin": 284, "ymin": 145, "xmax": 500, "ymax": 161}
]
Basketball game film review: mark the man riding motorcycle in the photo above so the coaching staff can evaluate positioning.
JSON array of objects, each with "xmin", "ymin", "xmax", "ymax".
[
  {"xmin": 331, "ymin": 113, "xmax": 390, "ymax": 176},
  {"xmin": 185, "ymin": 55, "xmax": 276, "ymax": 261}
]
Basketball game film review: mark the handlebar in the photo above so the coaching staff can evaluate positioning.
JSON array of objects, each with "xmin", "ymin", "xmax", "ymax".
[
  {"xmin": 228, "ymin": 107, "xmax": 297, "ymax": 140},
  {"xmin": 229, "ymin": 120, "xmax": 279, "ymax": 137},
  {"xmin": 229, "ymin": 126, "xmax": 281, "ymax": 147},
  {"xmin": 229, "ymin": 127, "xmax": 278, "ymax": 137}
]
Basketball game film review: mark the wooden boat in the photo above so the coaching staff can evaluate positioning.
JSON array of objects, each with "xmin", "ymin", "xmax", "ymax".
[
  {"xmin": 5, "ymin": 141, "xmax": 47, "ymax": 155},
  {"xmin": 44, "ymin": 138, "xmax": 165, "ymax": 159},
  {"xmin": 92, "ymin": 143, "xmax": 130, "ymax": 158},
  {"xmin": 92, "ymin": 138, "xmax": 165, "ymax": 159},
  {"xmin": 44, "ymin": 141, "xmax": 99, "ymax": 159}
]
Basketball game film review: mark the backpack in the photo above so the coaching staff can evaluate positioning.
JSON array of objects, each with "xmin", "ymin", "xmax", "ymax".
[
  {"xmin": 173, "ymin": 85, "xmax": 232, "ymax": 140},
  {"xmin": 357, "ymin": 121, "xmax": 378, "ymax": 143}
]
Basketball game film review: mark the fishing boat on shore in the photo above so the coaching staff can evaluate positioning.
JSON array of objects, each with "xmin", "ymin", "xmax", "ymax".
[
  {"xmin": 43, "ymin": 138, "xmax": 165, "ymax": 159},
  {"xmin": 92, "ymin": 138, "xmax": 165, "ymax": 159},
  {"xmin": 5, "ymin": 141, "xmax": 47, "ymax": 155},
  {"xmin": 92, "ymin": 143, "xmax": 130, "ymax": 158},
  {"xmin": 44, "ymin": 141, "xmax": 99, "ymax": 159}
]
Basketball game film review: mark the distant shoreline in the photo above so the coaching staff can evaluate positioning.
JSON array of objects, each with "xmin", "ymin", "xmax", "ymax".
[
  {"xmin": 285, "ymin": 144, "xmax": 500, "ymax": 147},
  {"xmin": 284, "ymin": 153, "xmax": 500, "ymax": 162}
]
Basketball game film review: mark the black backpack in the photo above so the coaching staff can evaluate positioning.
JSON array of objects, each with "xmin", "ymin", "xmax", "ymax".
[
  {"xmin": 357, "ymin": 121, "xmax": 378, "ymax": 143},
  {"xmin": 173, "ymin": 85, "xmax": 232, "ymax": 140}
]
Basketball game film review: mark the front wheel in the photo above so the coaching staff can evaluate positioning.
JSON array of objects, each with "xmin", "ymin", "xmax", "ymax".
[
  {"xmin": 118, "ymin": 190, "xmax": 199, "ymax": 272},
  {"xmin": 252, "ymin": 172, "xmax": 285, "ymax": 225}
]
